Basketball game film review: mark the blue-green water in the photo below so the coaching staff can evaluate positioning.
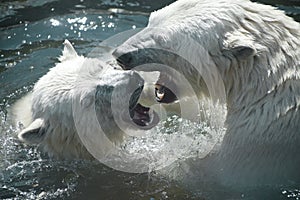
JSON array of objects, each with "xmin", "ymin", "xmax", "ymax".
[{"xmin": 0, "ymin": 0, "xmax": 300, "ymax": 199}]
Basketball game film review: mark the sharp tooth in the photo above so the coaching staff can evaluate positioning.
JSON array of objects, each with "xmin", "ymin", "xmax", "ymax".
[
  {"xmin": 155, "ymin": 85, "xmax": 165, "ymax": 101},
  {"xmin": 157, "ymin": 91, "xmax": 164, "ymax": 99}
]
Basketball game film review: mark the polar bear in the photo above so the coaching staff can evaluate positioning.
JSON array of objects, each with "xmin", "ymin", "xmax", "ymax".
[
  {"xmin": 16, "ymin": 40, "xmax": 159, "ymax": 159},
  {"xmin": 113, "ymin": 0, "xmax": 300, "ymax": 189}
]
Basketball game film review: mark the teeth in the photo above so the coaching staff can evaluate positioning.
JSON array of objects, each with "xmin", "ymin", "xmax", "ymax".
[
  {"xmin": 155, "ymin": 84, "xmax": 165, "ymax": 101},
  {"xmin": 157, "ymin": 91, "xmax": 164, "ymax": 99}
]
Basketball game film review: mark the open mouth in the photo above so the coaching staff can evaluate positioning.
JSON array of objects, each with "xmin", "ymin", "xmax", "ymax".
[
  {"xmin": 115, "ymin": 55, "xmax": 176, "ymax": 126},
  {"xmin": 128, "ymin": 86, "xmax": 160, "ymax": 129},
  {"xmin": 116, "ymin": 58, "xmax": 178, "ymax": 105}
]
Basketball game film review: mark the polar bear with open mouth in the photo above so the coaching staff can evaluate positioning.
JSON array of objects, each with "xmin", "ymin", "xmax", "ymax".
[
  {"xmin": 16, "ymin": 40, "xmax": 159, "ymax": 159},
  {"xmin": 113, "ymin": 0, "xmax": 300, "ymax": 189}
]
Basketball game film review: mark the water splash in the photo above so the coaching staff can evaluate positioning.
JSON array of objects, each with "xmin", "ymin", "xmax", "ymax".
[
  {"xmin": 0, "ymin": 88, "xmax": 199, "ymax": 199},
  {"xmin": 119, "ymin": 113, "xmax": 226, "ymax": 173}
]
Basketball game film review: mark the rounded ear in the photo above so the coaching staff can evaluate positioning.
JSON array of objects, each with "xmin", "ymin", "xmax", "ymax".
[
  {"xmin": 222, "ymin": 30, "xmax": 256, "ymax": 60},
  {"xmin": 18, "ymin": 118, "xmax": 47, "ymax": 144}
]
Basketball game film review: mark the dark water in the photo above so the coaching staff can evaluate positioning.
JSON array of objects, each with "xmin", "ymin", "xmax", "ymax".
[{"xmin": 0, "ymin": 0, "xmax": 300, "ymax": 199}]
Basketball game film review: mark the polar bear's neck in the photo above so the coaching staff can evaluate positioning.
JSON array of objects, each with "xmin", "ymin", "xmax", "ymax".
[
  {"xmin": 224, "ymin": 39, "xmax": 300, "ymax": 117},
  {"xmin": 221, "ymin": 39, "xmax": 300, "ymax": 157}
]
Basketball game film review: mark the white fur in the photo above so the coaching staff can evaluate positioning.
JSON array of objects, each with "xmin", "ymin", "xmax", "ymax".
[
  {"xmin": 17, "ymin": 40, "xmax": 146, "ymax": 159},
  {"xmin": 114, "ymin": 0, "xmax": 300, "ymax": 187}
]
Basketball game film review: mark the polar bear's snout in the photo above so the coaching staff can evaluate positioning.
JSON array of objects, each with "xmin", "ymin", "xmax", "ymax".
[
  {"xmin": 113, "ymin": 47, "xmax": 162, "ymax": 71},
  {"xmin": 113, "ymin": 46, "xmax": 197, "ymax": 104},
  {"xmin": 113, "ymin": 49, "xmax": 133, "ymax": 70},
  {"xmin": 113, "ymin": 48, "xmax": 149, "ymax": 71},
  {"xmin": 113, "ymin": 48, "xmax": 179, "ymax": 104}
]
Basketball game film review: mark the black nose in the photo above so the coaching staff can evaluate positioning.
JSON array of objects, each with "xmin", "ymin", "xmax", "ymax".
[{"xmin": 112, "ymin": 49, "xmax": 133, "ymax": 70}]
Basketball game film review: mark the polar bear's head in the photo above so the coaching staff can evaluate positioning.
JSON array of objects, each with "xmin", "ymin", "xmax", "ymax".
[{"xmin": 18, "ymin": 40, "xmax": 159, "ymax": 158}]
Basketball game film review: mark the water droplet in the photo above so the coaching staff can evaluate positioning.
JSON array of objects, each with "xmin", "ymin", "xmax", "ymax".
[
  {"xmin": 50, "ymin": 18, "xmax": 60, "ymax": 26},
  {"xmin": 107, "ymin": 22, "xmax": 114, "ymax": 28},
  {"xmin": 6, "ymin": 62, "xmax": 16, "ymax": 68}
]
